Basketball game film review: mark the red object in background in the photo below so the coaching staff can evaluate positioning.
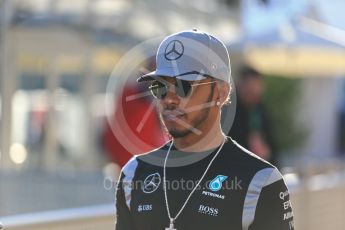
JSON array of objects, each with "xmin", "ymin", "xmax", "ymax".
[{"xmin": 103, "ymin": 84, "xmax": 168, "ymax": 168}]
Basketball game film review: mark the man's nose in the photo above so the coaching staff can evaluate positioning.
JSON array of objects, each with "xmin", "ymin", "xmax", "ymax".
[{"xmin": 162, "ymin": 84, "xmax": 180, "ymax": 105}]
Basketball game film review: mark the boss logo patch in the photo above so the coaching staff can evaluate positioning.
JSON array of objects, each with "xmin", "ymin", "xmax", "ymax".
[{"xmin": 198, "ymin": 205, "xmax": 219, "ymax": 217}]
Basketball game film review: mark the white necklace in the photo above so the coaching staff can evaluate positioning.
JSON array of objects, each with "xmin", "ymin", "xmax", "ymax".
[{"xmin": 163, "ymin": 138, "xmax": 226, "ymax": 230}]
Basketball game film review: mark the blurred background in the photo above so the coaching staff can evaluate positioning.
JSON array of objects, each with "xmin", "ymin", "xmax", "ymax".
[{"xmin": 0, "ymin": 0, "xmax": 345, "ymax": 229}]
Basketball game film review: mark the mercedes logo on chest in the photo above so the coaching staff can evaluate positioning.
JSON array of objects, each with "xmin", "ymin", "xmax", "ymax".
[
  {"xmin": 142, "ymin": 173, "xmax": 161, "ymax": 193},
  {"xmin": 164, "ymin": 40, "xmax": 184, "ymax": 61}
]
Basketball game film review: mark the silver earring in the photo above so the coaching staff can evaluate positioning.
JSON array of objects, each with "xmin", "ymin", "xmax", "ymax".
[{"xmin": 216, "ymin": 101, "xmax": 221, "ymax": 106}]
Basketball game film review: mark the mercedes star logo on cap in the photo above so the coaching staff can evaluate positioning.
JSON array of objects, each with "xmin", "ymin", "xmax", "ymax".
[
  {"xmin": 164, "ymin": 40, "xmax": 184, "ymax": 61},
  {"xmin": 142, "ymin": 173, "xmax": 161, "ymax": 193}
]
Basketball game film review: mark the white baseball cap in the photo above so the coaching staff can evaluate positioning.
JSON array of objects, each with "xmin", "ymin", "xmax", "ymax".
[{"xmin": 137, "ymin": 29, "xmax": 231, "ymax": 83}]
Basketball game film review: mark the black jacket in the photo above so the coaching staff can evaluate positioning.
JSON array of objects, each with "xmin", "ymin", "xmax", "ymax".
[{"xmin": 115, "ymin": 137, "xmax": 294, "ymax": 230}]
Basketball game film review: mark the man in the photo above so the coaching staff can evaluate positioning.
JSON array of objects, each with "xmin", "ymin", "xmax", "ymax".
[
  {"xmin": 230, "ymin": 66, "xmax": 277, "ymax": 164},
  {"xmin": 115, "ymin": 30, "xmax": 294, "ymax": 230}
]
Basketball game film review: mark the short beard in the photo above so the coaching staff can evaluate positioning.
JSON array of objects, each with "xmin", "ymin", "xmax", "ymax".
[{"xmin": 167, "ymin": 85, "xmax": 215, "ymax": 138}]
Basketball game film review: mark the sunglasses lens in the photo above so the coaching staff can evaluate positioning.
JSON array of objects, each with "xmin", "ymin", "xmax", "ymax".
[
  {"xmin": 149, "ymin": 80, "xmax": 193, "ymax": 99},
  {"xmin": 176, "ymin": 80, "xmax": 192, "ymax": 98},
  {"xmin": 150, "ymin": 81, "xmax": 166, "ymax": 99}
]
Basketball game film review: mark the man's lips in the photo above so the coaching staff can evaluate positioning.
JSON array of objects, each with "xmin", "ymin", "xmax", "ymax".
[{"xmin": 162, "ymin": 110, "xmax": 184, "ymax": 121}]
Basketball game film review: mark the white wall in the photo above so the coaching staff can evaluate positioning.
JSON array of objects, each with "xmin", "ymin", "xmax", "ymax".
[{"xmin": 297, "ymin": 78, "xmax": 339, "ymax": 159}]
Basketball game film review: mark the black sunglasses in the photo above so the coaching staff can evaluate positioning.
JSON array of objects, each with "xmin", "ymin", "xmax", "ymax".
[{"xmin": 149, "ymin": 79, "xmax": 217, "ymax": 99}]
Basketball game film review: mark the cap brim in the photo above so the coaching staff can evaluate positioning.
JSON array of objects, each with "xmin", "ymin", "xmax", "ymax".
[
  {"xmin": 136, "ymin": 71, "xmax": 159, "ymax": 82},
  {"xmin": 137, "ymin": 69, "xmax": 208, "ymax": 82}
]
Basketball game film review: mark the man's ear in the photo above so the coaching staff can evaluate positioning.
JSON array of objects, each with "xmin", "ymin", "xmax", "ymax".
[{"xmin": 217, "ymin": 81, "xmax": 231, "ymax": 105}]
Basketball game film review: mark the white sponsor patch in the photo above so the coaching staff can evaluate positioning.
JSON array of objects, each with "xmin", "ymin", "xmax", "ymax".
[
  {"xmin": 198, "ymin": 205, "xmax": 219, "ymax": 217},
  {"xmin": 283, "ymin": 200, "xmax": 292, "ymax": 210},
  {"xmin": 279, "ymin": 190, "xmax": 289, "ymax": 200},
  {"xmin": 283, "ymin": 211, "xmax": 294, "ymax": 220},
  {"xmin": 202, "ymin": 190, "xmax": 225, "ymax": 200},
  {"xmin": 142, "ymin": 173, "xmax": 161, "ymax": 194},
  {"xmin": 137, "ymin": 204, "xmax": 153, "ymax": 212}
]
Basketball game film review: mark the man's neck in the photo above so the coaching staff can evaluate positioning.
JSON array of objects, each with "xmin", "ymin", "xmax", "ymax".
[{"xmin": 173, "ymin": 121, "xmax": 225, "ymax": 152}]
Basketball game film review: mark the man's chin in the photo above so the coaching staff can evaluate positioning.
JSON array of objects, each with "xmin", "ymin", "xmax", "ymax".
[{"xmin": 168, "ymin": 128, "xmax": 191, "ymax": 138}]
